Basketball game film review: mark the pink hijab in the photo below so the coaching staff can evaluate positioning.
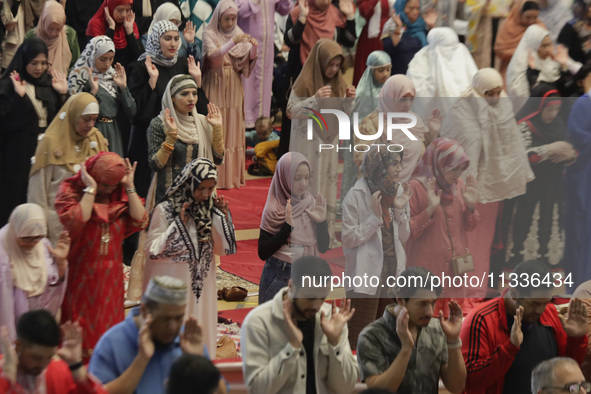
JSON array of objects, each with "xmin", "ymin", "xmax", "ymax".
[
  {"xmin": 203, "ymin": 0, "xmax": 251, "ymax": 61},
  {"xmin": 36, "ymin": 0, "xmax": 71, "ymax": 74},
  {"xmin": 260, "ymin": 152, "xmax": 318, "ymax": 255}
]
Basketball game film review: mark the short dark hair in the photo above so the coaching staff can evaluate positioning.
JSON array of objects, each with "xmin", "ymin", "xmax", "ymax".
[
  {"xmin": 522, "ymin": 0, "xmax": 540, "ymax": 12},
  {"xmin": 513, "ymin": 260, "xmax": 553, "ymax": 297},
  {"xmin": 16, "ymin": 310, "xmax": 60, "ymax": 347},
  {"xmin": 291, "ymin": 256, "xmax": 332, "ymax": 289},
  {"xmin": 166, "ymin": 354, "xmax": 221, "ymax": 394},
  {"xmin": 394, "ymin": 267, "xmax": 442, "ymax": 300}
]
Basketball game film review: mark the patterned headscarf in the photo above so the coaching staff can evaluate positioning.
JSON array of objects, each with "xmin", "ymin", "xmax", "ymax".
[
  {"xmin": 138, "ymin": 20, "xmax": 179, "ymax": 67},
  {"xmin": 68, "ymin": 36, "xmax": 118, "ymax": 97},
  {"xmin": 412, "ymin": 137, "xmax": 470, "ymax": 204},
  {"xmin": 361, "ymin": 146, "xmax": 404, "ymax": 197}
]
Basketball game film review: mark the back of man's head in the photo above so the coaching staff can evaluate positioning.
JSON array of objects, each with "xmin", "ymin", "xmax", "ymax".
[
  {"xmin": 531, "ymin": 357, "xmax": 584, "ymax": 394},
  {"xmin": 166, "ymin": 354, "xmax": 221, "ymax": 394},
  {"xmin": 290, "ymin": 256, "xmax": 333, "ymax": 297},
  {"xmin": 17, "ymin": 309, "xmax": 60, "ymax": 348}
]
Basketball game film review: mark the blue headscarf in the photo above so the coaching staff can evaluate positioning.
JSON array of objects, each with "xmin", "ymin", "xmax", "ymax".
[
  {"xmin": 354, "ymin": 51, "xmax": 392, "ymax": 118},
  {"xmin": 394, "ymin": 0, "xmax": 428, "ymax": 47}
]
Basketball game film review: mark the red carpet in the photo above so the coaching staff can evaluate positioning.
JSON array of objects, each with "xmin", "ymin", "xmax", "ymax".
[
  {"xmin": 217, "ymin": 177, "xmax": 271, "ymax": 230},
  {"xmin": 218, "ymin": 307, "xmax": 253, "ymax": 327}
]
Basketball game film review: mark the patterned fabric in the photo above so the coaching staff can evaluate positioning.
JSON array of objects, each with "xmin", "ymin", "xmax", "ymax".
[
  {"xmin": 357, "ymin": 305, "xmax": 449, "ymax": 391},
  {"xmin": 360, "ymin": 146, "xmax": 402, "ymax": 197},
  {"xmin": 69, "ymin": 36, "xmax": 118, "ymax": 97},
  {"xmin": 179, "ymin": 0, "xmax": 219, "ymax": 47},
  {"xmin": 138, "ymin": 20, "xmax": 179, "ymax": 67}
]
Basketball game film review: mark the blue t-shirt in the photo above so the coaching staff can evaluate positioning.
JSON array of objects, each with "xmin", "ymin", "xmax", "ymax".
[
  {"xmin": 88, "ymin": 307, "xmax": 210, "ymax": 394},
  {"xmin": 245, "ymin": 130, "xmax": 279, "ymax": 147}
]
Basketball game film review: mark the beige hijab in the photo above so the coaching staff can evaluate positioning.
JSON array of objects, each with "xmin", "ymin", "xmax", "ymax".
[
  {"xmin": 3, "ymin": 204, "xmax": 48, "ymax": 297},
  {"xmin": 36, "ymin": 0, "xmax": 71, "ymax": 74}
]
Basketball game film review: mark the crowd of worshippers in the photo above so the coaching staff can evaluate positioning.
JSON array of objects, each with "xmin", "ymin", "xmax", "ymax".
[{"xmin": 1, "ymin": 0, "xmax": 591, "ymax": 392}]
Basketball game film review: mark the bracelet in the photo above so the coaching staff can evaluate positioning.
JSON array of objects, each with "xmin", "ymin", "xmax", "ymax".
[
  {"xmin": 447, "ymin": 340, "xmax": 462, "ymax": 349},
  {"xmin": 393, "ymin": 30, "xmax": 402, "ymax": 35},
  {"xmin": 161, "ymin": 142, "xmax": 174, "ymax": 153},
  {"xmin": 126, "ymin": 188, "xmax": 137, "ymax": 195},
  {"xmin": 69, "ymin": 361, "xmax": 84, "ymax": 371}
]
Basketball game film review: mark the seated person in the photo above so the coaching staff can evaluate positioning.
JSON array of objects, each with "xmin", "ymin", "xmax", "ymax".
[
  {"xmin": 88, "ymin": 276, "xmax": 226, "ymax": 394},
  {"xmin": 531, "ymin": 357, "xmax": 590, "ymax": 394},
  {"xmin": 0, "ymin": 309, "xmax": 106, "ymax": 393},
  {"xmin": 461, "ymin": 260, "xmax": 588, "ymax": 394},
  {"xmin": 246, "ymin": 116, "xmax": 279, "ymax": 154},
  {"xmin": 357, "ymin": 266, "xmax": 467, "ymax": 393},
  {"xmin": 167, "ymin": 354, "xmax": 221, "ymax": 394},
  {"xmin": 241, "ymin": 256, "xmax": 359, "ymax": 393}
]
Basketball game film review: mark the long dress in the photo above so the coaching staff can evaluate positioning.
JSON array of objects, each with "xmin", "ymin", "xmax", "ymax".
[
  {"xmin": 55, "ymin": 184, "xmax": 148, "ymax": 358},
  {"xmin": 237, "ymin": 0, "xmax": 292, "ymax": 128},
  {"xmin": 353, "ymin": 0, "xmax": 390, "ymax": 86}
]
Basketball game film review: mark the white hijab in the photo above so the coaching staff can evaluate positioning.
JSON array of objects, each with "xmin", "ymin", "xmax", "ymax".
[{"xmin": 148, "ymin": 3, "xmax": 182, "ymax": 35}]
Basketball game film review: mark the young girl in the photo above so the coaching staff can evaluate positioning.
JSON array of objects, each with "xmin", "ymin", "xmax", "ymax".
[
  {"xmin": 202, "ymin": 0, "xmax": 258, "ymax": 189},
  {"xmin": 258, "ymin": 152, "xmax": 329, "ymax": 304},
  {"xmin": 68, "ymin": 35, "xmax": 136, "ymax": 157}
]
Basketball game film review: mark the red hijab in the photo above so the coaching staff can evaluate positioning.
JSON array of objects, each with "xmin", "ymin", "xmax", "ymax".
[{"xmin": 86, "ymin": 0, "xmax": 139, "ymax": 49}]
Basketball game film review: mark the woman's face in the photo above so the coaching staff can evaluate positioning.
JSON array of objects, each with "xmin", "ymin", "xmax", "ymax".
[
  {"xmin": 394, "ymin": 92, "xmax": 415, "ymax": 112},
  {"xmin": 160, "ymin": 31, "xmax": 180, "ymax": 59},
  {"xmin": 16, "ymin": 235, "xmax": 44, "ymax": 250},
  {"xmin": 193, "ymin": 178, "xmax": 217, "ymax": 203},
  {"xmin": 443, "ymin": 162, "xmax": 469, "ymax": 185},
  {"xmin": 404, "ymin": 0, "xmax": 421, "ymax": 23},
  {"xmin": 26, "ymin": 54, "xmax": 49, "ymax": 79},
  {"xmin": 292, "ymin": 163, "xmax": 310, "ymax": 198},
  {"xmin": 220, "ymin": 13, "xmax": 237, "ymax": 31},
  {"xmin": 47, "ymin": 22, "xmax": 63, "ymax": 40},
  {"xmin": 97, "ymin": 181, "xmax": 120, "ymax": 196},
  {"xmin": 386, "ymin": 154, "xmax": 403, "ymax": 183},
  {"xmin": 113, "ymin": 5, "xmax": 131, "ymax": 24},
  {"xmin": 75, "ymin": 113, "xmax": 99, "ymax": 137},
  {"xmin": 94, "ymin": 51, "xmax": 115, "ymax": 74},
  {"xmin": 324, "ymin": 57, "xmax": 342, "ymax": 80},
  {"xmin": 540, "ymin": 101, "xmax": 561, "ymax": 123},
  {"xmin": 373, "ymin": 64, "xmax": 392, "ymax": 85},
  {"xmin": 172, "ymin": 87, "xmax": 198, "ymax": 116},
  {"xmin": 483, "ymin": 87, "xmax": 502, "ymax": 106},
  {"xmin": 520, "ymin": 10, "xmax": 539, "ymax": 27},
  {"xmin": 537, "ymin": 35, "xmax": 553, "ymax": 60}
]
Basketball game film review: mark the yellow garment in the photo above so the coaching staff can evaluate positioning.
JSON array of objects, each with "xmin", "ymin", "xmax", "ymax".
[{"xmin": 254, "ymin": 139, "xmax": 280, "ymax": 174}]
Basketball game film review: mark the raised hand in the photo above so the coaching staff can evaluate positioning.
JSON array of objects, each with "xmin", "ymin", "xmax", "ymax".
[
  {"xmin": 164, "ymin": 108, "xmax": 178, "ymax": 133},
  {"xmin": 86, "ymin": 67, "xmax": 99, "ymax": 95},
  {"xmin": 124, "ymin": 10, "xmax": 136, "ymax": 35},
  {"xmin": 214, "ymin": 195, "xmax": 229, "ymax": 219},
  {"xmin": 81, "ymin": 163, "xmax": 97, "ymax": 189},
  {"xmin": 283, "ymin": 299, "xmax": 303, "ymax": 348},
  {"xmin": 138, "ymin": 315, "xmax": 155, "ymax": 360},
  {"xmin": 371, "ymin": 190, "xmax": 383, "ymax": 218},
  {"xmin": 426, "ymin": 177, "xmax": 442, "ymax": 212},
  {"xmin": 104, "ymin": 7, "xmax": 116, "ymax": 30},
  {"xmin": 299, "ymin": 0, "xmax": 309, "ymax": 19},
  {"xmin": 145, "ymin": 55, "xmax": 159, "ymax": 89},
  {"xmin": 57, "ymin": 321, "xmax": 83, "ymax": 365},
  {"xmin": 121, "ymin": 158, "xmax": 137, "ymax": 189},
  {"xmin": 396, "ymin": 306, "xmax": 415, "ymax": 350},
  {"xmin": 315, "ymin": 85, "xmax": 332, "ymax": 98},
  {"xmin": 188, "ymin": 56, "xmax": 201, "ymax": 87},
  {"xmin": 249, "ymin": 37, "xmax": 258, "ymax": 48},
  {"xmin": 51, "ymin": 69, "xmax": 68, "ymax": 94},
  {"xmin": 423, "ymin": 8, "xmax": 438, "ymax": 28},
  {"xmin": 528, "ymin": 49, "xmax": 537, "ymax": 70},
  {"xmin": 0, "ymin": 326, "xmax": 18, "ymax": 383},
  {"xmin": 233, "ymin": 33, "xmax": 250, "ymax": 44},
  {"xmin": 47, "ymin": 231, "xmax": 71, "ymax": 265},
  {"xmin": 113, "ymin": 63, "xmax": 127, "ymax": 88},
  {"xmin": 510, "ymin": 306, "xmax": 524, "ymax": 347},
  {"xmin": 428, "ymin": 108, "xmax": 442, "ymax": 136},
  {"xmin": 10, "ymin": 71, "xmax": 26, "ymax": 97},
  {"xmin": 463, "ymin": 174, "xmax": 478, "ymax": 211},
  {"xmin": 183, "ymin": 20, "xmax": 196, "ymax": 44},
  {"xmin": 206, "ymin": 103, "xmax": 222, "ymax": 127},
  {"xmin": 180, "ymin": 317, "xmax": 204, "ymax": 355},
  {"xmin": 305, "ymin": 193, "xmax": 327, "ymax": 223},
  {"xmin": 393, "ymin": 182, "xmax": 411, "ymax": 210},
  {"xmin": 440, "ymin": 300, "xmax": 462, "ymax": 343},
  {"xmin": 552, "ymin": 44, "xmax": 569, "ymax": 68},
  {"xmin": 320, "ymin": 299, "xmax": 355, "ymax": 346},
  {"xmin": 559, "ymin": 298, "xmax": 589, "ymax": 338},
  {"xmin": 346, "ymin": 85, "xmax": 356, "ymax": 98},
  {"xmin": 338, "ymin": 0, "xmax": 355, "ymax": 18},
  {"xmin": 391, "ymin": 11, "xmax": 403, "ymax": 28}
]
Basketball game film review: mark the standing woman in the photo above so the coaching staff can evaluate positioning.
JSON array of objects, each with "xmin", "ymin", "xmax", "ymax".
[
  {"xmin": 28, "ymin": 93, "xmax": 108, "ymax": 245},
  {"xmin": 86, "ymin": 0, "xmax": 143, "ymax": 68},
  {"xmin": 144, "ymin": 158, "xmax": 236, "ymax": 358},
  {"xmin": 24, "ymin": 0, "xmax": 80, "ymax": 74},
  {"xmin": 0, "ymin": 203, "xmax": 70, "ymax": 341},
  {"xmin": 128, "ymin": 20, "xmax": 206, "ymax": 197},
  {"xmin": 0, "ymin": 37, "xmax": 67, "ymax": 226},
  {"xmin": 55, "ymin": 151, "xmax": 148, "ymax": 359},
  {"xmin": 68, "ymin": 35, "xmax": 137, "ymax": 157},
  {"xmin": 202, "ymin": 0, "xmax": 258, "ymax": 189}
]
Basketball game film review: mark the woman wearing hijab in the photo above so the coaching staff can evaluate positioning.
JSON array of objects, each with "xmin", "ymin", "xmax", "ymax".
[
  {"xmin": 24, "ymin": 0, "xmax": 80, "ymax": 74},
  {"xmin": 202, "ymin": 0, "xmax": 258, "ymax": 189},
  {"xmin": 28, "ymin": 93, "xmax": 108, "ymax": 245},
  {"xmin": 68, "ymin": 36, "xmax": 136, "ymax": 157},
  {"xmin": 142, "ymin": 3, "xmax": 201, "ymax": 60},
  {"xmin": 134, "ymin": 0, "xmax": 182, "ymax": 36},
  {"xmin": 494, "ymin": 0, "xmax": 544, "ymax": 80},
  {"xmin": 506, "ymin": 24, "xmax": 580, "ymax": 112},
  {"xmin": 257, "ymin": 152, "xmax": 329, "ymax": 304},
  {"xmin": 499, "ymin": 85, "xmax": 576, "ymax": 275},
  {"xmin": 1, "ymin": 0, "xmax": 28, "ymax": 70},
  {"xmin": 86, "ymin": 0, "xmax": 143, "ymax": 68},
  {"xmin": 342, "ymin": 146, "xmax": 410, "ymax": 348},
  {"xmin": 558, "ymin": 0, "xmax": 591, "ymax": 64},
  {"xmin": 0, "ymin": 37, "xmax": 68, "ymax": 227},
  {"xmin": 406, "ymin": 137, "xmax": 479, "ymax": 313},
  {"xmin": 355, "ymin": 74, "xmax": 442, "ymax": 183},
  {"xmin": 380, "ymin": 0, "xmax": 438, "ymax": 75},
  {"xmin": 0, "ymin": 203, "xmax": 70, "ymax": 341},
  {"xmin": 440, "ymin": 68, "xmax": 534, "ymax": 296},
  {"xmin": 55, "ymin": 151, "xmax": 148, "ymax": 358},
  {"xmin": 144, "ymin": 158, "xmax": 236, "ymax": 358},
  {"xmin": 128, "ymin": 20, "xmax": 206, "ymax": 197},
  {"xmin": 288, "ymin": 38, "xmax": 356, "ymax": 246}
]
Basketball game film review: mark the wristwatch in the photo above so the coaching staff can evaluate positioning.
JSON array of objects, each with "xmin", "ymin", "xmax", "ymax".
[{"xmin": 83, "ymin": 186, "xmax": 96, "ymax": 195}]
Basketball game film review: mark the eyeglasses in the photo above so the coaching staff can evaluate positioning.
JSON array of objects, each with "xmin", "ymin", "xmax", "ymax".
[
  {"xmin": 390, "ymin": 161, "xmax": 404, "ymax": 169},
  {"xmin": 543, "ymin": 382, "xmax": 591, "ymax": 393}
]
